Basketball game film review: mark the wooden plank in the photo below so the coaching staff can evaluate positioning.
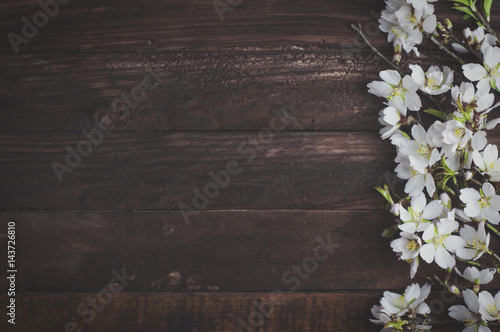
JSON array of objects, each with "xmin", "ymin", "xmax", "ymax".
[
  {"xmin": 2, "ymin": 132, "xmax": 500, "ymax": 211},
  {"xmin": 0, "ymin": 132, "xmax": 398, "ymax": 211},
  {"xmin": 0, "ymin": 0, "xmax": 386, "ymax": 52},
  {"xmin": 0, "ymin": 51, "xmax": 466, "ymax": 132},
  {"xmin": 0, "ymin": 51, "xmax": 384, "ymax": 132},
  {"xmin": 0, "ymin": 210, "xmax": 398, "ymax": 292},
  {"xmin": 2, "ymin": 211, "xmax": 499, "ymax": 293},
  {"xmin": 0, "ymin": 0, "xmax": 496, "ymax": 52},
  {"xmin": 0, "ymin": 292, "xmax": 461, "ymax": 331}
]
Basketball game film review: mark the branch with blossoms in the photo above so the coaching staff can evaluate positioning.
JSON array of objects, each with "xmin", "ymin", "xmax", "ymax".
[{"xmin": 354, "ymin": 0, "xmax": 500, "ymax": 331}]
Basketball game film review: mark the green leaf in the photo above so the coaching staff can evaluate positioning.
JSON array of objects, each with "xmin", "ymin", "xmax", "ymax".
[
  {"xmin": 424, "ymin": 108, "xmax": 447, "ymax": 120},
  {"xmin": 484, "ymin": 0, "xmax": 493, "ymax": 22},
  {"xmin": 449, "ymin": 0, "xmax": 471, "ymax": 5},
  {"xmin": 453, "ymin": 5, "xmax": 480, "ymax": 20},
  {"xmin": 375, "ymin": 185, "xmax": 394, "ymax": 204},
  {"xmin": 451, "ymin": 113, "xmax": 467, "ymax": 122}
]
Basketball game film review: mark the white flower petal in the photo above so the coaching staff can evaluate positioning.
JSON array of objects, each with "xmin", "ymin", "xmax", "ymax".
[
  {"xmin": 463, "ymin": 63, "xmax": 487, "ymax": 81},
  {"xmin": 380, "ymin": 70, "xmax": 402, "ymax": 86},
  {"xmin": 423, "ymin": 200, "xmax": 443, "ymax": 219},
  {"xmin": 419, "ymin": 243, "xmax": 435, "ymax": 263}
]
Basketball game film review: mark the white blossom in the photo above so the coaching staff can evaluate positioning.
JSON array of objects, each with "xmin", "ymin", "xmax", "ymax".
[
  {"xmin": 380, "ymin": 283, "xmax": 431, "ymax": 316},
  {"xmin": 449, "ymin": 289, "xmax": 490, "ymax": 332},
  {"xmin": 456, "ymin": 221, "xmax": 490, "ymax": 260},
  {"xmin": 368, "ymin": 70, "xmax": 421, "ymax": 112},
  {"xmin": 452, "ymin": 26, "xmax": 497, "ymax": 54},
  {"xmin": 456, "ymin": 266, "xmax": 496, "ymax": 285},
  {"xmin": 463, "ymin": 46, "xmax": 500, "ymax": 91},
  {"xmin": 473, "ymin": 144, "xmax": 500, "ymax": 182},
  {"xmin": 399, "ymin": 192, "xmax": 443, "ymax": 233},
  {"xmin": 399, "ymin": 124, "xmax": 441, "ymax": 173},
  {"xmin": 395, "ymin": 155, "xmax": 435, "ymax": 197},
  {"xmin": 410, "ymin": 64, "xmax": 453, "ymax": 95},
  {"xmin": 420, "ymin": 211, "xmax": 465, "ymax": 269},
  {"xmin": 479, "ymin": 291, "xmax": 500, "ymax": 321},
  {"xmin": 460, "ymin": 183, "xmax": 500, "ymax": 224},
  {"xmin": 379, "ymin": 106, "xmax": 405, "ymax": 139}
]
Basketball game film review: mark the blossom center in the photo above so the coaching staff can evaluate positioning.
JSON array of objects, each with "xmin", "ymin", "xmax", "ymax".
[
  {"xmin": 479, "ymin": 196, "xmax": 491, "ymax": 209},
  {"xmin": 406, "ymin": 240, "xmax": 419, "ymax": 251},
  {"xmin": 433, "ymin": 234, "xmax": 448, "ymax": 247},
  {"xmin": 394, "ymin": 294, "xmax": 407, "ymax": 308},
  {"xmin": 468, "ymin": 236, "xmax": 486, "ymax": 251},
  {"xmin": 409, "ymin": 208, "xmax": 423, "ymax": 223},
  {"xmin": 427, "ymin": 77, "xmax": 437, "ymax": 88},
  {"xmin": 417, "ymin": 143, "xmax": 430, "ymax": 156},
  {"xmin": 453, "ymin": 127, "xmax": 465, "ymax": 138},
  {"xmin": 388, "ymin": 85, "xmax": 405, "ymax": 101},
  {"xmin": 486, "ymin": 304, "xmax": 499, "ymax": 316}
]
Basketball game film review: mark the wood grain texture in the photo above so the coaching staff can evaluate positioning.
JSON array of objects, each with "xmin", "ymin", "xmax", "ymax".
[
  {"xmin": 0, "ymin": 51, "xmax": 467, "ymax": 132},
  {"xmin": 0, "ymin": 0, "xmax": 386, "ymax": 52},
  {"xmin": 0, "ymin": 292, "xmax": 464, "ymax": 332},
  {"xmin": 2, "ymin": 132, "xmax": 499, "ymax": 211},
  {"xmin": 0, "ymin": 0, "xmax": 498, "ymax": 52},
  {"xmin": 3, "ymin": 210, "xmax": 500, "ymax": 292},
  {"xmin": 0, "ymin": 132, "xmax": 398, "ymax": 211},
  {"xmin": 0, "ymin": 210, "xmax": 421, "ymax": 292},
  {"xmin": 0, "ymin": 51, "xmax": 386, "ymax": 132}
]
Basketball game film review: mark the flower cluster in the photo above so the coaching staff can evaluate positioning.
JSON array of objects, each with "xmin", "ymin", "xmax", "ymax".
[
  {"xmin": 379, "ymin": 0, "xmax": 437, "ymax": 61},
  {"xmin": 371, "ymin": 283, "xmax": 432, "ymax": 331},
  {"xmin": 365, "ymin": 0, "xmax": 500, "ymax": 331}
]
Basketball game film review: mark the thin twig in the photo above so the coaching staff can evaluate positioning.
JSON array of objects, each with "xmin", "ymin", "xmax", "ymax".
[
  {"xmin": 424, "ymin": 32, "xmax": 466, "ymax": 65},
  {"xmin": 470, "ymin": 3, "xmax": 496, "ymax": 37},
  {"xmin": 350, "ymin": 24, "xmax": 402, "ymax": 74},
  {"xmin": 486, "ymin": 223, "xmax": 500, "ymax": 238},
  {"xmin": 429, "ymin": 275, "xmax": 461, "ymax": 297},
  {"xmin": 487, "ymin": 249, "xmax": 500, "ymax": 264},
  {"xmin": 449, "ymin": 34, "xmax": 483, "ymax": 63},
  {"xmin": 468, "ymin": 177, "xmax": 483, "ymax": 187},
  {"xmin": 351, "ymin": 23, "xmax": 447, "ymax": 123},
  {"xmin": 456, "ymin": 256, "xmax": 488, "ymax": 269}
]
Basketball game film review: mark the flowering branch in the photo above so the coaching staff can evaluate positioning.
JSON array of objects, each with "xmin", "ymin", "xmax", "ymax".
[
  {"xmin": 364, "ymin": 0, "xmax": 500, "ymax": 331},
  {"xmin": 424, "ymin": 32, "xmax": 466, "ymax": 65},
  {"xmin": 485, "ymin": 222, "xmax": 500, "ymax": 238},
  {"xmin": 470, "ymin": 1, "xmax": 496, "ymax": 36},
  {"xmin": 350, "ymin": 24, "xmax": 402, "ymax": 74},
  {"xmin": 449, "ymin": 33, "xmax": 484, "ymax": 62}
]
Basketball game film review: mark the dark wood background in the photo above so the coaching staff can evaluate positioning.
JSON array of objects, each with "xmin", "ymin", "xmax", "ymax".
[{"xmin": 1, "ymin": 0, "xmax": 499, "ymax": 331}]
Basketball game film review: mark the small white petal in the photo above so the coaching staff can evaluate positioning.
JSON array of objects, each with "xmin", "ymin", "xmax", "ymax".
[
  {"xmin": 380, "ymin": 70, "xmax": 402, "ymax": 86},
  {"xmin": 463, "ymin": 63, "xmax": 487, "ymax": 81}
]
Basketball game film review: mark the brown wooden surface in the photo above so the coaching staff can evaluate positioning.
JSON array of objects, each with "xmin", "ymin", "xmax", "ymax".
[
  {"xmin": 0, "ymin": 51, "xmax": 466, "ymax": 132},
  {"xmin": 0, "ymin": 0, "xmax": 497, "ymax": 52},
  {"xmin": 3, "ymin": 211, "xmax": 500, "ymax": 294},
  {"xmin": 1, "ymin": 0, "xmax": 498, "ymax": 331},
  {"xmin": 0, "ymin": 132, "xmax": 395, "ymax": 210},
  {"xmin": 0, "ymin": 293, "xmax": 463, "ymax": 332},
  {"xmin": 0, "ymin": 210, "xmax": 424, "ymax": 292}
]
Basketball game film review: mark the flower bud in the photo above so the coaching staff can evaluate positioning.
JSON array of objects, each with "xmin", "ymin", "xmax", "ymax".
[
  {"xmin": 393, "ymin": 40, "xmax": 402, "ymax": 65},
  {"xmin": 473, "ymin": 284, "xmax": 480, "ymax": 293},
  {"xmin": 444, "ymin": 18, "xmax": 453, "ymax": 31},
  {"xmin": 463, "ymin": 27, "xmax": 473, "ymax": 45},
  {"xmin": 436, "ymin": 22, "xmax": 446, "ymax": 33},
  {"xmin": 390, "ymin": 203, "xmax": 400, "ymax": 216},
  {"xmin": 450, "ymin": 285, "xmax": 461, "ymax": 296},
  {"xmin": 464, "ymin": 171, "xmax": 473, "ymax": 180},
  {"xmin": 440, "ymin": 193, "xmax": 451, "ymax": 207}
]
